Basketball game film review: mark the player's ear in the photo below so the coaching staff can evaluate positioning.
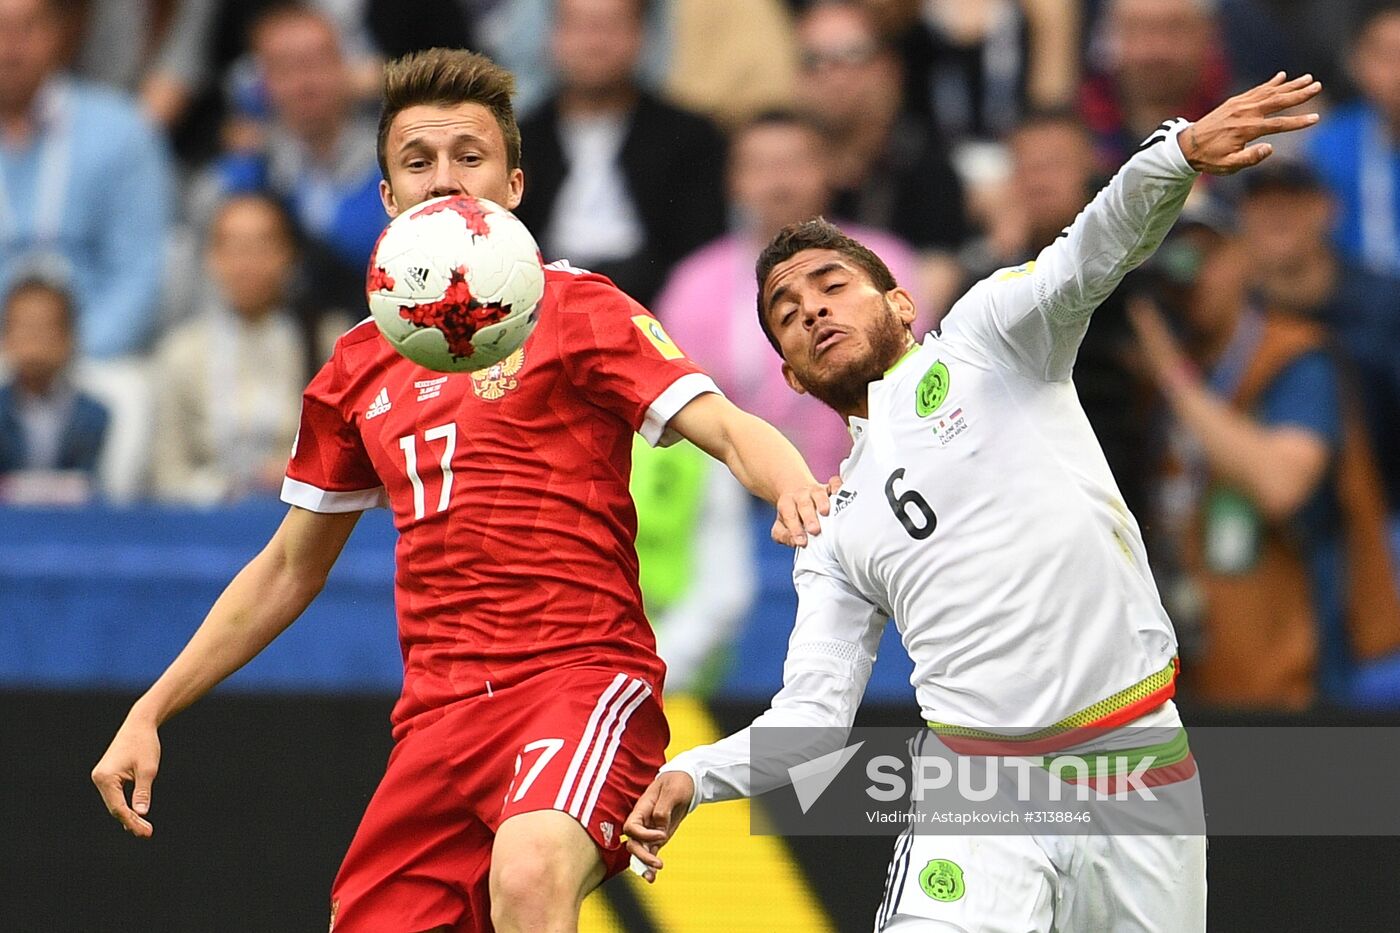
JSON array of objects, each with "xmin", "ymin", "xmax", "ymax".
[
  {"xmin": 380, "ymin": 179, "xmax": 401, "ymax": 219},
  {"xmin": 504, "ymin": 168, "xmax": 525, "ymax": 211},
  {"xmin": 887, "ymin": 287, "xmax": 917, "ymax": 327},
  {"xmin": 781, "ymin": 361, "xmax": 808, "ymax": 396}
]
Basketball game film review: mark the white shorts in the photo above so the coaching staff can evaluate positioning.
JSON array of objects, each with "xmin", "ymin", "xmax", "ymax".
[{"xmin": 874, "ymin": 831, "xmax": 1207, "ymax": 932}]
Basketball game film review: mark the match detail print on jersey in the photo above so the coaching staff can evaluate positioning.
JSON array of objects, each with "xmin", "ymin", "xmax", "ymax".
[{"xmin": 631, "ymin": 315, "xmax": 686, "ymax": 360}]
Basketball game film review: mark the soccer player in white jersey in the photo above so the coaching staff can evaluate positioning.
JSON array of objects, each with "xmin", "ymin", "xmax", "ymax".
[{"xmin": 623, "ymin": 74, "xmax": 1324, "ymax": 931}]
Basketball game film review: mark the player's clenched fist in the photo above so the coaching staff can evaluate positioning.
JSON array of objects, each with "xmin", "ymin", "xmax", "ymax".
[
  {"xmin": 623, "ymin": 771, "xmax": 696, "ymax": 883},
  {"xmin": 1178, "ymin": 72, "xmax": 1322, "ymax": 175},
  {"xmin": 91, "ymin": 716, "xmax": 161, "ymax": 838}
]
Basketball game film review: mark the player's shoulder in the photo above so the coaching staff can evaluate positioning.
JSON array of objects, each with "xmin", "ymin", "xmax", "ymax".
[
  {"xmin": 935, "ymin": 266, "xmax": 1025, "ymax": 350},
  {"xmin": 334, "ymin": 316, "xmax": 386, "ymax": 352},
  {"xmin": 544, "ymin": 261, "xmax": 641, "ymax": 315},
  {"xmin": 321, "ymin": 316, "xmax": 398, "ymax": 378}
]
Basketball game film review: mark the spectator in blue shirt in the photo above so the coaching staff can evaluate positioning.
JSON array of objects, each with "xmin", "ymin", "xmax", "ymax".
[
  {"xmin": 1134, "ymin": 210, "xmax": 1400, "ymax": 709},
  {"xmin": 0, "ymin": 0, "xmax": 174, "ymax": 359},
  {"xmin": 209, "ymin": 4, "xmax": 385, "ymax": 276},
  {"xmin": 0, "ymin": 275, "xmax": 109, "ymax": 495},
  {"xmin": 1238, "ymin": 161, "xmax": 1400, "ymax": 527},
  {"xmin": 1305, "ymin": 3, "xmax": 1400, "ymax": 276}
]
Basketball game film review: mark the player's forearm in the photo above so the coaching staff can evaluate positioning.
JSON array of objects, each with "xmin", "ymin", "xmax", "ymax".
[
  {"xmin": 129, "ymin": 548, "xmax": 324, "ymax": 727},
  {"xmin": 714, "ymin": 409, "xmax": 817, "ymax": 505},
  {"xmin": 663, "ymin": 667, "xmax": 866, "ymax": 808},
  {"xmin": 1036, "ymin": 121, "xmax": 1197, "ymax": 319}
]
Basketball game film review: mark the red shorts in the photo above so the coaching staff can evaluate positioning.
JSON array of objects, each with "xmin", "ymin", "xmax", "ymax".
[{"xmin": 328, "ymin": 667, "xmax": 667, "ymax": 932}]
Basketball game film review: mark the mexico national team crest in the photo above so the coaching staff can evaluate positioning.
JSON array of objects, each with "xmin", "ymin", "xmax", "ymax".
[
  {"xmin": 915, "ymin": 360, "xmax": 950, "ymax": 417},
  {"xmin": 919, "ymin": 859, "xmax": 965, "ymax": 902},
  {"xmin": 471, "ymin": 347, "xmax": 525, "ymax": 400}
]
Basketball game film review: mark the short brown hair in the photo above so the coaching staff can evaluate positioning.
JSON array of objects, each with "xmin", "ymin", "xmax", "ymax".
[
  {"xmin": 376, "ymin": 48, "xmax": 522, "ymax": 180},
  {"xmin": 755, "ymin": 218, "xmax": 898, "ymax": 352}
]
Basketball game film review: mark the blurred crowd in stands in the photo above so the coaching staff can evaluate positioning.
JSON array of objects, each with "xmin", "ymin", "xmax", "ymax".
[{"xmin": 3, "ymin": 0, "xmax": 1400, "ymax": 709}]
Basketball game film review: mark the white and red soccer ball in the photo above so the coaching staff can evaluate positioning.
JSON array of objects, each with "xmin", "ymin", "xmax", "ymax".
[{"xmin": 366, "ymin": 195, "xmax": 546, "ymax": 372}]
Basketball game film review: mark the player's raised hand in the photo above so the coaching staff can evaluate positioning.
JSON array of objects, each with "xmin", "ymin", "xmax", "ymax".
[
  {"xmin": 623, "ymin": 771, "xmax": 696, "ymax": 883},
  {"xmin": 92, "ymin": 717, "xmax": 161, "ymax": 838},
  {"xmin": 1179, "ymin": 72, "xmax": 1322, "ymax": 176},
  {"xmin": 771, "ymin": 481, "xmax": 832, "ymax": 548}
]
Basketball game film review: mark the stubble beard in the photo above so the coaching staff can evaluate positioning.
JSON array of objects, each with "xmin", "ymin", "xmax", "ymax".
[{"xmin": 793, "ymin": 308, "xmax": 910, "ymax": 416}]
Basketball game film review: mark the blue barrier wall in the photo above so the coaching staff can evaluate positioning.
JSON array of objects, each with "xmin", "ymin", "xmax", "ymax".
[{"xmin": 0, "ymin": 502, "xmax": 915, "ymax": 703}]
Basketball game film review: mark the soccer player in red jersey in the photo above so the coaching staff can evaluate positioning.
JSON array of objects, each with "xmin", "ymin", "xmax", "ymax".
[{"xmin": 92, "ymin": 49, "xmax": 829, "ymax": 933}]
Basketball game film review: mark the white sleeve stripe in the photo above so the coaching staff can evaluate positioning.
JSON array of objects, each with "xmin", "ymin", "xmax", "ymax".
[
  {"xmin": 640, "ymin": 372, "xmax": 723, "ymax": 447},
  {"xmin": 280, "ymin": 476, "xmax": 388, "ymax": 512}
]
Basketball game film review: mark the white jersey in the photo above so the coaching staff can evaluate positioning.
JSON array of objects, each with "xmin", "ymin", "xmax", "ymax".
[{"xmin": 666, "ymin": 119, "xmax": 1200, "ymax": 807}]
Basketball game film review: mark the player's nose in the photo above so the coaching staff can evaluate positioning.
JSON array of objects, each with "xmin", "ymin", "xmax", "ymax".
[{"xmin": 427, "ymin": 167, "xmax": 465, "ymax": 199}]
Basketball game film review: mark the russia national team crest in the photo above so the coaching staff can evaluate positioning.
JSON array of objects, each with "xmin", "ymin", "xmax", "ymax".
[
  {"xmin": 471, "ymin": 347, "xmax": 525, "ymax": 400},
  {"xmin": 600, "ymin": 820, "xmax": 615, "ymax": 846}
]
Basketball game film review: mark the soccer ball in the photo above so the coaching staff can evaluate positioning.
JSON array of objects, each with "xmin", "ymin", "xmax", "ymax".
[{"xmin": 366, "ymin": 195, "xmax": 546, "ymax": 372}]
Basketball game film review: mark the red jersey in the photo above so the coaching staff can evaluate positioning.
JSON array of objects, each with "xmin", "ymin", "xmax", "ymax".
[{"xmin": 283, "ymin": 263, "xmax": 717, "ymax": 736}]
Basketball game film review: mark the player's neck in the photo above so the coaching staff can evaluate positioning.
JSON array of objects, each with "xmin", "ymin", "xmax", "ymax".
[{"xmin": 846, "ymin": 334, "xmax": 918, "ymax": 422}]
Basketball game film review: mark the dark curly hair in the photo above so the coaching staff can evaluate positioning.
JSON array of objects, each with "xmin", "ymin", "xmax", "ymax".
[{"xmin": 754, "ymin": 218, "xmax": 898, "ymax": 353}]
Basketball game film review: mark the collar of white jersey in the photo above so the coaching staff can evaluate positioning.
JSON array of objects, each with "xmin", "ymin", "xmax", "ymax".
[{"xmin": 845, "ymin": 333, "xmax": 933, "ymax": 442}]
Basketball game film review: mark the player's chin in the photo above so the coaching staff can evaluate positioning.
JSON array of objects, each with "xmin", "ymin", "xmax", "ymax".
[
  {"xmin": 820, "ymin": 345, "xmax": 878, "ymax": 384},
  {"xmin": 809, "ymin": 337, "xmax": 862, "ymax": 371}
]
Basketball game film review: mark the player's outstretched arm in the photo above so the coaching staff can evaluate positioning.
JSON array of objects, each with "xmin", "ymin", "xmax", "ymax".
[
  {"xmin": 667, "ymin": 392, "xmax": 828, "ymax": 547},
  {"xmin": 91, "ymin": 506, "xmax": 361, "ymax": 838},
  {"xmin": 969, "ymin": 72, "xmax": 1322, "ymax": 383}
]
